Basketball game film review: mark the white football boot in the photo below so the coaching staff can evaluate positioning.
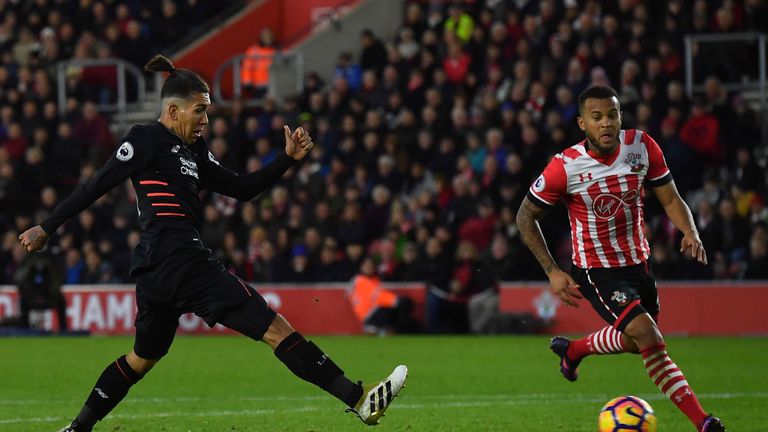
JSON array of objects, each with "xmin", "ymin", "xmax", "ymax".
[{"xmin": 349, "ymin": 365, "xmax": 408, "ymax": 425}]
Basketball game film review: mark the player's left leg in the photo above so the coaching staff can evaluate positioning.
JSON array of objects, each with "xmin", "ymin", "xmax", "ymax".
[
  {"xmin": 625, "ymin": 314, "xmax": 723, "ymax": 431},
  {"xmin": 553, "ymin": 263, "xmax": 670, "ymax": 381},
  {"xmin": 563, "ymin": 325, "xmax": 639, "ymax": 359},
  {"xmin": 59, "ymin": 303, "xmax": 178, "ymax": 432},
  {"xmin": 551, "ymin": 266, "xmax": 644, "ymax": 381}
]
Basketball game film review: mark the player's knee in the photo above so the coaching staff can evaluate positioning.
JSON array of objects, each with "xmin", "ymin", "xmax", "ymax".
[
  {"xmin": 262, "ymin": 313, "xmax": 296, "ymax": 349},
  {"xmin": 127, "ymin": 350, "xmax": 162, "ymax": 374},
  {"xmin": 624, "ymin": 315, "xmax": 664, "ymax": 347}
]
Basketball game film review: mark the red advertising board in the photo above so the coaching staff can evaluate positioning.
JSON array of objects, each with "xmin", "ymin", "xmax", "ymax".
[{"xmin": 1, "ymin": 282, "xmax": 766, "ymax": 335}]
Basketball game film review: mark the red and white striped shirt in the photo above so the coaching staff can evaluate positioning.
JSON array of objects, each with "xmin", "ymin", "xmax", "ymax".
[{"xmin": 528, "ymin": 129, "xmax": 671, "ymax": 269}]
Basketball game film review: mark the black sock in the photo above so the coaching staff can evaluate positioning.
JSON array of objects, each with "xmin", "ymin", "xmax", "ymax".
[
  {"xmin": 75, "ymin": 355, "xmax": 143, "ymax": 429},
  {"xmin": 274, "ymin": 332, "xmax": 363, "ymax": 408}
]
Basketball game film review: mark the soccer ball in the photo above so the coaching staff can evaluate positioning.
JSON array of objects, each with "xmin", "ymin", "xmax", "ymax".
[{"xmin": 598, "ymin": 395, "xmax": 658, "ymax": 432}]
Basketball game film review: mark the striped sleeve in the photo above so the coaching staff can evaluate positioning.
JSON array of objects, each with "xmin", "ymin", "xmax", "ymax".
[
  {"xmin": 527, "ymin": 155, "xmax": 567, "ymax": 207},
  {"xmin": 642, "ymin": 132, "xmax": 672, "ymax": 187}
]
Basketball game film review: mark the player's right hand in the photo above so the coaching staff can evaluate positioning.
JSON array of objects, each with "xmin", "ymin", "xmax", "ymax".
[
  {"xmin": 548, "ymin": 268, "xmax": 582, "ymax": 307},
  {"xmin": 18, "ymin": 225, "xmax": 49, "ymax": 253}
]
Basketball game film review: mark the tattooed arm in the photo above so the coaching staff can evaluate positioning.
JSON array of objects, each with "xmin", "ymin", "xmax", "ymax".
[{"xmin": 516, "ymin": 197, "xmax": 582, "ymax": 306}]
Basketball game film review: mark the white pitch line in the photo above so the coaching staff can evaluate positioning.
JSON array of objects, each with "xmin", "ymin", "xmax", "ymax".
[
  {"xmin": 1, "ymin": 391, "xmax": 765, "ymax": 406},
  {"xmin": 0, "ymin": 392, "xmax": 765, "ymax": 425}
]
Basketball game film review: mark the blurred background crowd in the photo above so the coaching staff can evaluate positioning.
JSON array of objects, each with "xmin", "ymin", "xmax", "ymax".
[{"xmin": 1, "ymin": 0, "xmax": 768, "ymax": 308}]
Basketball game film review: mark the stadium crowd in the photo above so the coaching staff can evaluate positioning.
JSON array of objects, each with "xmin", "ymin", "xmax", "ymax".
[{"xmin": 2, "ymin": 0, "xmax": 768, "ymax": 309}]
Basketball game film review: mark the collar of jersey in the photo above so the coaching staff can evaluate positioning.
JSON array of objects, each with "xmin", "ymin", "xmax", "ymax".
[
  {"xmin": 155, "ymin": 120, "xmax": 196, "ymax": 147},
  {"xmin": 583, "ymin": 139, "xmax": 620, "ymax": 165}
]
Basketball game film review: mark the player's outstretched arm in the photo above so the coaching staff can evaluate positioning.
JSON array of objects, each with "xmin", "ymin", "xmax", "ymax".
[
  {"xmin": 200, "ymin": 125, "xmax": 314, "ymax": 201},
  {"xmin": 516, "ymin": 197, "xmax": 582, "ymax": 306},
  {"xmin": 19, "ymin": 130, "xmax": 152, "ymax": 253},
  {"xmin": 18, "ymin": 225, "xmax": 49, "ymax": 253},
  {"xmin": 652, "ymin": 181, "xmax": 707, "ymax": 265}
]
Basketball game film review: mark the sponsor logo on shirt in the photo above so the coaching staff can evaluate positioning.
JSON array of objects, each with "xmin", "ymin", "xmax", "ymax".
[
  {"xmin": 179, "ymin": 157, "xmax": 198, "ymax": 179},
  {"xmin": 592, "ymin": 189, "xmax": 639, "ymax": 219}
]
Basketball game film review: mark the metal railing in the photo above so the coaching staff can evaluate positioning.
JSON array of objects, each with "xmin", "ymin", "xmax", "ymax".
[
  {"xmin": 55, "ymin": 59, "xmax": 151, "ymax": 131},
  {"xmin": 212, "ymin": 51, "xmax": 304, "ymax": 107},
  {"xmin": 684, "ymin": 32, "xmax": 767, "ymax": 148}
]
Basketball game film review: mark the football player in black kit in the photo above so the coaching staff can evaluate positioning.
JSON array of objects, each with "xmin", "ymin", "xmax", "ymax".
[{"xmin": 18, "ymin": 55, "xmax": 407, "ymax": 432}]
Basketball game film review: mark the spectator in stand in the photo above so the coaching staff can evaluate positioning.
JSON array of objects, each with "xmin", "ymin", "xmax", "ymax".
[
  {"xmin": 390, "ymin": 242, "xmax": 423, "ymax": 282},
  {"xmin": 444, "ymin": 4, "xmax": 474, "ymax": 44},
  {"xmin": 423, "ymin": 236, "xmax": 456, "ymax": 334},
  {"xmin": 283, "ymin": 244, "xmax": 314, "ymax": 282},
  {"xmin": 14, "ymin": 249, "xmax": 68, "ymax": 331},
  {"xmin": 72, "ymin": 101, "xmax": 114, "ymax": 163},
  {"xmin": 709, "ymin": 196, "xmax": 750, "ymax": 264},
  {"xmin": 1, "ymin": 122, "xmax": 27, "ymax": 161},
  {"xmin": 64, "ymin": 248, "xmax": 85, "ymax": 284},
  {"xmin": 313, "ymin": 242, "xmax": 345, "ymax": 282},
  {"xmin": 335, "ymin": 52, "xmax": 362, "ymax": 92},
  {"xmin": 242, "ymin": 27, "xmax": 276, "ymax": 98},
  {"xmin": 744, "ymin": 233, "xmax": 768, "ymax": 279},
  {"xmin": 151, "ymin": 0, "xmax": 187, "ymax": 49},
  {"xmin": 360, "ymin": 29, "xmax": 387, "ymax": 76},
  {"xmin": 442, "ymin": 39, "xmax": 471, "ymax": 85},
  {"xmin": 680, "ymin": 97, "xmax": 722, "ymax": 165},
  {"xmin": 115, "ymin": 20, "xmax": 150, "ymax": 68},
  {"xmin": 458, "ymin": 197, "xmax": 497, "ymax": 251},
  {"xmin": 81, "ymin": 249, "xmax": 116, "ymax": 284},
  {"xmin": 348, "ymin": 257, "xmax": 416, "ymax": 335}
]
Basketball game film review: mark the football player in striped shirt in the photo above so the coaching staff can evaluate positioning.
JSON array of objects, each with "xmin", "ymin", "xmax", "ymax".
[{"xmin": 516, "ymin": 85, "xmax": 725, "ymax": 431}]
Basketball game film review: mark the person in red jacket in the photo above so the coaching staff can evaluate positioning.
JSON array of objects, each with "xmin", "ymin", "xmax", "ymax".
[
  {"xmin": 443, "ymin": 39, "xmax": 471, "ymax": 85},
  {"xmin": 680, "ymin": 98, "xmax": 722, "ymax": 163}
]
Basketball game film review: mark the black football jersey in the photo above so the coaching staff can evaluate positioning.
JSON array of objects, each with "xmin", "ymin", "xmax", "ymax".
[{"xmin": 42, "ymin": 121, "xmax": 296, "ymax": 273}]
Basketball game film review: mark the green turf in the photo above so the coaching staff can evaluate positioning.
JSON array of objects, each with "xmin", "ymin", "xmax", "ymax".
[{"xmin": 1, "ymin": 335, "xmax": 765, "ymax": 431}]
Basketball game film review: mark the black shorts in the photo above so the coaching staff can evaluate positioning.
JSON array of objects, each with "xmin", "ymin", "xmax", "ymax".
[
  {"xmin": 133, "ymin": 247, "xmax": 276, "ymax": 359},
  {"xmin": 571, "ymin": 262, "xmax": 659, "ymax": 332}
]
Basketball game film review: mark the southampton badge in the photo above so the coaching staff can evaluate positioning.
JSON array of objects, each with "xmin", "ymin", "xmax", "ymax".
[
  {"xmin": 623, "ymin": 153, "xmax": 645, "ymax": 173},
  {"xmin": 116, "ymin": 142, "xmax": 134, "ymax": 161},
  {"xmin": 611, "ymin": 290, "xmax": 629, "ymax": 306}
]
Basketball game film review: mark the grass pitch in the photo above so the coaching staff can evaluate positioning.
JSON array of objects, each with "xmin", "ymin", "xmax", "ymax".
[{"xmin": 1, "ymin": 335, "xmax": 765, "ymax": 431}]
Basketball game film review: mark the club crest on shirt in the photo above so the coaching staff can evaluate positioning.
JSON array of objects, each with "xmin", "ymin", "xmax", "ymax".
[
  {"xmin": 116, "ymin": 142, "xmax": 134, "ymax": 161},
  {"xmin": 624, "ymin": 153, "xmax": 645, "ymax": 172},
  {"xmin": 611, "ymin": 290, "xmax": 629, "ymax": 306},
  {"xmin": 171, "ymin": 145, "xmax": 180, "ymax": 153}
]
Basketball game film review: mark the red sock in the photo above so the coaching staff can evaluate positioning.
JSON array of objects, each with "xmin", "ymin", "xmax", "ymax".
[
  {"xmin": 567, "ymin": 326, "xmax": 626, "ymax": 361},
  {"xmin": 641, "ymin": 344, "xmax": 707, "ymax": 428}
]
